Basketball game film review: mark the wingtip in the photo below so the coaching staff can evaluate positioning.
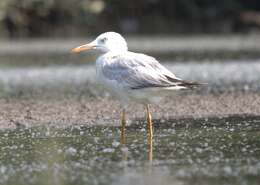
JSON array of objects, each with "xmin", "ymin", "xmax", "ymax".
[{"xmin": 179, "ymin": 80, "xmax": 207, "ymax": 89}]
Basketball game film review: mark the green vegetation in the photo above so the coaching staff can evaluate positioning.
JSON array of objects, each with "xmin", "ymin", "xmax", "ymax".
[{"xmin": 0, "ymin": 0, "xmax": 259, "ymax": 37}]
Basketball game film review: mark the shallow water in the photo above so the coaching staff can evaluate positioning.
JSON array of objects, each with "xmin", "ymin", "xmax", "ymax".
[
  {"xmin": 1, "ymin": 115, "xmax": 260, "ymax": 185},
  {"xmin": 0, "ymin": 60, "xmax": 260, "ymax": 97}
]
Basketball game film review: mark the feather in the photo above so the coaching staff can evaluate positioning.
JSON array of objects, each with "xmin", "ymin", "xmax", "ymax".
[{"xmin": 97, "ymin": 51, "xmax": 204, "ymax": 91}]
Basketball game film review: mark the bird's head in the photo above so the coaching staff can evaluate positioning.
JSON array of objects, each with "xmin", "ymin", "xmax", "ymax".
[{"xmin": 71, "ymin": 32, "xmax": 128, "ymax": 54}]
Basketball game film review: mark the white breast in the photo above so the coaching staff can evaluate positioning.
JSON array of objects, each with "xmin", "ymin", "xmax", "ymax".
[{"xmin": 95, "ymin": 53, "xmax": 129, "ymax": 101}]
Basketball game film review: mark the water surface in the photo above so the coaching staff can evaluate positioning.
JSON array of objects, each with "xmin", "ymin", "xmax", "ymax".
[{"xmin": 1, "ymin": 115, "xmax": 260, "ymax": 185}]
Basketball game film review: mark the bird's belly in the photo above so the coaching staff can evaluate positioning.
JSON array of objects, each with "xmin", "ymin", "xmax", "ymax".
[
  {"xmin": 127, "ymin": 88, "xmax": 160, "ymax": 104},
  {"xmin": 98, "ymin": 76, "xmax": 175, "ymax": 104},
  {"xmin": 96, "ymin": 68, "xmax": 175, "ymax": 104},
  {"xmin": 97, "ymin": 75, "xmax": 129, "ymax": 100}
]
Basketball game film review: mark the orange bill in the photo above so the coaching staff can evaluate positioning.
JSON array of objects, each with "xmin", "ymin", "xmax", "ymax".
[{"xmin": 71, "ymin": 44, "xmax": 95, "ymax": 53}]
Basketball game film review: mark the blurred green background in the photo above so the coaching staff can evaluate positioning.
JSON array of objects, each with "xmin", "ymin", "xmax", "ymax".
[{"xmin": 0, "ymin": 0, "xmax": 260, "ymax": 38}]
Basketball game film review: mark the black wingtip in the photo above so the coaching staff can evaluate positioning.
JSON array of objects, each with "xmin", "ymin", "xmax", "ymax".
[
  {"xmin": 179, "ymin": 80, "xmax": 207, "ymax": 88},
  {"xmin": 165, "ymin": 75, "xmax": 206, "ymax": 88}
]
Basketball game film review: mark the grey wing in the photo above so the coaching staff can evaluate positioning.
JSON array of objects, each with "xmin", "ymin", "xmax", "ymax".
[{"xmin": 101, "ymin": 53, "xmax": 199, "ymax": 90}]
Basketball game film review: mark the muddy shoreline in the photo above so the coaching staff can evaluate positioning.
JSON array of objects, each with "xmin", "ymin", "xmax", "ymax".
[{"xmin": 0, "ymin": 92, "xmax": 259, "ymax": 129}]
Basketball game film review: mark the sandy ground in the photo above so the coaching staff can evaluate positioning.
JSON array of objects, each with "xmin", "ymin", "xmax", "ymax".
[{"xmin": 0, "ymin": 92, "xmax": 259, "ymax": 129}]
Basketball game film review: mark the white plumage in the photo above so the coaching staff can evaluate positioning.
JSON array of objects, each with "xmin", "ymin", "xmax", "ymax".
[
  {"xmin": 71, "ymin": 31, "xmax": 201, "ymax": 143},
  {"xmin": 96, "ymin": 51, "xmax": 189, "ymax": 104}
]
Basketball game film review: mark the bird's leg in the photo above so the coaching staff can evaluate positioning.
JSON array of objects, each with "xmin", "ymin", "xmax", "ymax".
[
  {"xmin": 120, "ymin": 108, "xmax": 126, "ymax": 144},
  {"xmin": 146, "ymin": 104, "xmax": 153, "ymax": 143}
]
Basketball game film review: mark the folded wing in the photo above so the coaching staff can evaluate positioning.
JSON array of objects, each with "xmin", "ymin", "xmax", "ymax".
[{"xmin": 101, "ymin": 52, "xmax": 201, "ymax": 90}]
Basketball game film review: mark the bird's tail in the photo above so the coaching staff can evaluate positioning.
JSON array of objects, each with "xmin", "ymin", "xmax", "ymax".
[
  {"xmin": 166, "ymin": 76, "xmax": 206, "ymax": 89},
  {"xmin": 178, "ymin": 80, "xmax": 206, "ymax": 89}
]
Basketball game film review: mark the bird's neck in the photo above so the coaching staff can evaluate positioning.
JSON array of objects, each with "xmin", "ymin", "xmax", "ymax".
[
  {"xmin": 99, "ymin": 50, "xmax": 128, "ymax": 56},
  {"xmin": 96, "ymin": 50, "xmax": 128, "ymax": 64}
]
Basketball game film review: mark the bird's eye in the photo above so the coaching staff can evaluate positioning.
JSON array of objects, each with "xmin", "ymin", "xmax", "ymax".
[{"xmin": 100, "ymin": 37, "xmax": 107, "ymax": 43}]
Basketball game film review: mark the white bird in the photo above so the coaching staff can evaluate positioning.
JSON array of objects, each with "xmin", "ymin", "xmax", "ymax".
[{"xmin": 71, "ymin": 32, "xmax": 201, "ymax": 144}]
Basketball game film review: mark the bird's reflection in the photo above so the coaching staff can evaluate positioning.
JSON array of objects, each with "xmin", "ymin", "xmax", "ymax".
[{"xmin": 120, "ymin": 126, "xmax": 154, "ymax": 163}]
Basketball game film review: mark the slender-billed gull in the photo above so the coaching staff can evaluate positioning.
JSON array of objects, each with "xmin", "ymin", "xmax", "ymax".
[{"xmin": 71, "ymin": 32, "xmax": 202, "ymax": 144}]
